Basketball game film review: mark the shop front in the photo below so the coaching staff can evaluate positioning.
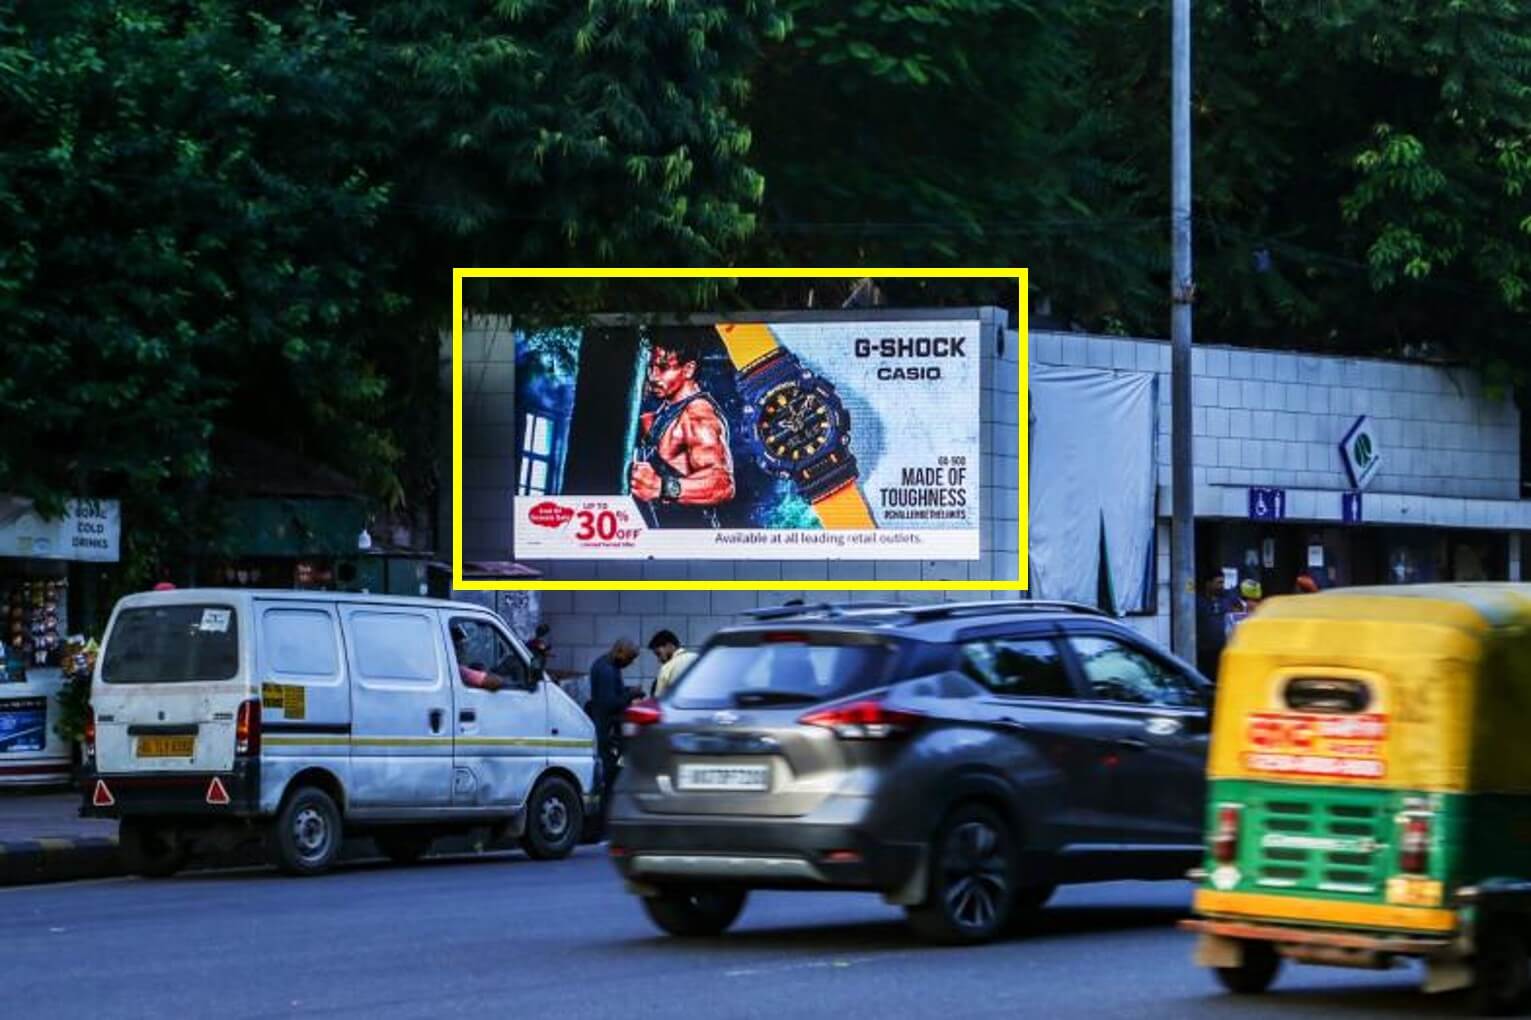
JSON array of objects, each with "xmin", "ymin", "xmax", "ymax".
[
  {"xmin": 1198, "ymin": 519, "xmax": 1510, "ymax": 598},
  {"xmin": 184, "ymin": 497, "xmax": 451, "ymax": 599},
  {"xmin": 0, "ymin": 496, "xmax": 121, "ymax": 787}
]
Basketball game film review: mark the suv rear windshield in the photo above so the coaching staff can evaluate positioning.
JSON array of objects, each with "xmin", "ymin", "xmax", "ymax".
[
  {"xmin": 668, "ymin": 636, "xmax": 895, "ymax": 710},
  {"xmin": 101, "ymin": 605, "xmax": 239, "ymax": 684}
]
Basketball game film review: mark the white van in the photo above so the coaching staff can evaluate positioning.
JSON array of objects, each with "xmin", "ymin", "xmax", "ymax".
[{"xmin": 82, "ymin": 589, "xmax": 597, "ymax": 877}]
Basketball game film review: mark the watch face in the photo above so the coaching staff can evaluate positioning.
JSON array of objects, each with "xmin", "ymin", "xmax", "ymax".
[{"xmin": 751, "ymin": 378, "xmax": 844, "ymax": 469}]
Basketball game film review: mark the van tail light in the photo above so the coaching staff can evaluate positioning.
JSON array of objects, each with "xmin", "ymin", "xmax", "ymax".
[
  {"xmin": 622, "ymin": 699, "xmax": 662, "ymax": 738},
  {"xmin": 83, "ymin": 709, "xmax": 96, "ymax": 764},
  {"xmin": 235, "ymin": 699, "xmax": 261, "ymax": 757},
  {"xmin": 1399, "ymin": 813, "xmax": 1432, "ymax": 875},
  {"xmin": 799, "ymin": 698, "xmax": 924, "ymax": 740},
  {"xmin": 1212, "ymin": 804, "xmax": 1242, "ymax": 864}
]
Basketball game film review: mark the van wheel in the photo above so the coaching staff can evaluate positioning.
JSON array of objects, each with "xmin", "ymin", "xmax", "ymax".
[
  {"xmin": 120, "ymin": 818, "xmax": 187, "ymax": 878},
  {"xmin": 273, "ymin": 787, "xmax": 342, "ymax": 876},
  {"xmin": 521, "ymin": 776, "xmax": 583, "ymax": 860},
  {"xmin": 375, "ymin": 830, "xmax": 433, "ymax": 867},
  {"xmin": 1213, "ymin": 940, "xmax": 1281, "ymax": 995},
  {"xmin": 906, "ymin": 804, "xmax": 1017, "ymax": 945},
  {"xmin": 642, "ymin": 886, "xmax": 748, "ymax": 937},
  {"xmin": 1472, "ymin": 923, "xmax": 1531, "ymax": 1015}
]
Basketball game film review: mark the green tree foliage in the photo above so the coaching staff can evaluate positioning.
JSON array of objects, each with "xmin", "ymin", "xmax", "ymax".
[
  {"xmin": 0, "ymin": 3, "xmax": 397, "ymax": 581},
  {"xmin": 369, "ymin": 0, "xmax": 785, "ymax": 320},
  {"xmin": 1065, "ymin": 1, "xmax": 1531, "ymax": 384},
  {"xmin": 7, "ymin": 0, "xmax": 1531, "ymax": 586},
  {"xmin": 0, "ymin": 1, "xmax": 785, "ymax": 581},
  {"xmin": 742, "ymin": 1, "xmax": 1157, "ymax": 320},
  {"xmin": 745, "ymin": 1, "xmax": 1531, "ymax": 388}
]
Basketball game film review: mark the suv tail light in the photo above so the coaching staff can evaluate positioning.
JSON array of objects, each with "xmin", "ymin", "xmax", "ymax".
[
  {"xmin": 622, "ymin": 698, "xmax": 662, "ymax": 738},
  {"xmin": 1399, "ymin": 813, "xmax": 1432, "ymax": 875},
  {"xmin": 1212, "ymin": 803, "xmax": 1242, "ymax": 864},
  {"xmin": 235, "ymin": 699, "xmax": 260, "ymax": 757},
  {"xmin": 83, "ymin": 708, "xmax": 96, "ymax": 764},
  {"xmin": 799, "ymin": 698, "xmax": 924, "ymax": 740}
]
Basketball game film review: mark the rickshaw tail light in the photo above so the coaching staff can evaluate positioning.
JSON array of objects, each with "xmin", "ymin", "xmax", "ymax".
[
  {"xmin": 1399, "ymin": 814, "xmax": 1431, "ymax": 875},
  {"xmin": 1212, "ymin": 804, "xmax": 1242, "ymax": 864}
]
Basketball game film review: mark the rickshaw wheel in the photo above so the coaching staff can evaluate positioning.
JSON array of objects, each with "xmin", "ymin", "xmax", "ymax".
[
  {"xmin": 1471, "ymin": 923, "xmax": 1531, "ymax": 1016},
  {"xmin": 1213, "ymin": 940, "xmax": 1281, "ymax": 995}
]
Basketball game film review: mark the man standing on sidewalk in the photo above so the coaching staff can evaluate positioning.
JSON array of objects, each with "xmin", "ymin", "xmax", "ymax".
[
  {"xmin": 647, "ymin": 629, "xmax": 697, "ymax": 700},
  {"xmin": 588, "ymin": 639, "xmax": 640, "ymax": 803}
]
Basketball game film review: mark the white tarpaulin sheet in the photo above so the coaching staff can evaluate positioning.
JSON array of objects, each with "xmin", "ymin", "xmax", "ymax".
[{"xmin": 1029, "ymin": 365, "xmax": 1157, "ymax": 614}]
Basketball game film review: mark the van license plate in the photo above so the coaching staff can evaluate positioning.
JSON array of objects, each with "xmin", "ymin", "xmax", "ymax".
[
  {"xmin": 136, "ymin": 735, "xmax": 195, "ymax": 758},
  {"xmin": 676, "ymin": 763, "xmax": 770, "ymax": 792}
]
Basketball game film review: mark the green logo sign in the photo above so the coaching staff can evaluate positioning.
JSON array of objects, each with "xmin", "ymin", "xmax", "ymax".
[
  {"xmin": 1353, "ymin": 432, "xmax": 1374, "ymax": 467},
  {"xmin": 1343, "ymin": 416, "xmax": 1381, "ymax": 489}
]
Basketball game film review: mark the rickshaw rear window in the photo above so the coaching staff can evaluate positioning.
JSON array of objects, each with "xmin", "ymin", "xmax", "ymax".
[{"xmin": 1282, "ymin": 676, "xmax": 1372, "ymax": 714}]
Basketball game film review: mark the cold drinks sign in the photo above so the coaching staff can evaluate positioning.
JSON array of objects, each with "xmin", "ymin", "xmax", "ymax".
[
  {"xmin": 0, "ymin": 497, "xmax": 121, "ymax": 563},
  {"xmin": 510, "ymin": 319, "xmax": 982, "ymax": 560}
]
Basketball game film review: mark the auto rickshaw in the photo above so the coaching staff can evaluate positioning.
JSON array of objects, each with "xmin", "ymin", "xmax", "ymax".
[{"xmin": 1182, "ymin": 583, "xmax": 1531, "ymax": 1014}]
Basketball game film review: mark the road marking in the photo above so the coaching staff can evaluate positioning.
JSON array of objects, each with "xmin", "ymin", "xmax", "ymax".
[{"xmin": 724, "ymin": 953, "xmax": 910, "ymax": 978}]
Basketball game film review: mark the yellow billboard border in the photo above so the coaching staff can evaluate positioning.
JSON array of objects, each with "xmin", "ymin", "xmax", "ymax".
[{"xmin": 452, "ymin": 267, "xmax": 1028, "ymax": 591}]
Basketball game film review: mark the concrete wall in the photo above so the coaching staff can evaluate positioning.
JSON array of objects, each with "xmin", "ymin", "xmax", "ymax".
[
  {"xmin": 1030, "ymin": 330, "xmax": 1528, "ymax": 650},
  {"xmin": 1031, "ymin": 330, "xmax": 1522, "ymax": 502}
]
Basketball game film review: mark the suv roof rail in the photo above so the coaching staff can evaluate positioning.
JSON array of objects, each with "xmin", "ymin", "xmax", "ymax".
[
  {"xmin": 901, "ymin": 599, "xmax": 1111, "ymax": 621},
  {"xmin": 741, "ymin": 601, "xmax": 910, "ymax": 621}
]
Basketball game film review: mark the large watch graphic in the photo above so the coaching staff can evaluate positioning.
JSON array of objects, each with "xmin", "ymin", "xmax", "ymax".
[{"xmin": 714, "ymin": 323, "xmax": 876, "ymax": 530}]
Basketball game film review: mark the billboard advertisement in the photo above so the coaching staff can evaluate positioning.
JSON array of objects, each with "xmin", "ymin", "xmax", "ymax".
[{"xmin": 511, "ymin": 319, "xmax": 981, "ymax": 560}]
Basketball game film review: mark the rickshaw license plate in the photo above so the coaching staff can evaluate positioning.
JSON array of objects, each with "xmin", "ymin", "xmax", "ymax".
[
  {"xmin": 136, "ymin": 735, "xmax": 195, "ymax": 758},
  {"xmin": 676, "ymin": 764, "xmax": 770, "ymax": 792},
  {"xmin": 1387, "ymin": 875, "xmax": 1443, "ymax": 907}
]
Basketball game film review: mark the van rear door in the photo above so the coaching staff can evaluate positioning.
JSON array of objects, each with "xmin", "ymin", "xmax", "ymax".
[{"xmin": 95, "ymin": 601, "xmax": 248, "ymax": 775}]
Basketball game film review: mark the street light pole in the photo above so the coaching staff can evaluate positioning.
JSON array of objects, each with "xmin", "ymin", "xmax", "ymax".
[{"xmin": 1170, "ymin": 0, "xmax": 1196, "ymax": 663}]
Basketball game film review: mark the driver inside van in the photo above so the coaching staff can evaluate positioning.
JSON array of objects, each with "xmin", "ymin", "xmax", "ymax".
[{"xmin": 451, "ymin": 624, "xmax": 509, "ymax": 692}]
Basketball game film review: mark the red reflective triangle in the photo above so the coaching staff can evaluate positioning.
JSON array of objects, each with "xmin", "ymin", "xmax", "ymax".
[
  {"xmin": 205, "ymin": 777, "xmax": 230, "ymax": 805},
  {"xmin": 91, "ymin": 780, "xmax": 114, "ymax": 807}
]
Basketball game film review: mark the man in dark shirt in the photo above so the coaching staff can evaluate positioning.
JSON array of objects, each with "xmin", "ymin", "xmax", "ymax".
[
  {"xmin": 1196, "ymin": 573, "xmax": 1236, "ymax": 682},
  {"xmin": 589, "ymin": 638, "xmax": 641, "ymax": 803}
]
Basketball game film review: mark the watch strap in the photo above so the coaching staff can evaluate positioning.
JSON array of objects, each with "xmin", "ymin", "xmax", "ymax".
[
  {"xmin": 715, "ymin": 323, "xmax": 780, "ymax": 374},
  {"xmin": 812, "ymin": 482, "xmax": 876, "ymax": 530}
]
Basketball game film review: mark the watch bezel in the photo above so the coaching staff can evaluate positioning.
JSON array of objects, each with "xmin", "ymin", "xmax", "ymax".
[{"xmin": 743, "ymin": 373, "xmax": 850, "ymax": 475}]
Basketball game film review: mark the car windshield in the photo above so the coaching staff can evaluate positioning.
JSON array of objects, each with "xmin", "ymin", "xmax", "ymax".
[
  {"xmin": 668, "ymin": 638, "xmax": 894, "ymax": 709},
  {"xmin": 101, "ymin": 605, "xmax": 240, "ymax": 684}
]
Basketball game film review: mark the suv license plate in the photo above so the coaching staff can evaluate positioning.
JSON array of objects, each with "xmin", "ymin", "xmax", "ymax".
[
  {"xmin": 675, "ymin": 763, "xmax": 770, "ymax": 792},
  {"xmin": 136, "ymin": 735, "xmax": 195, "ymax": 758}
]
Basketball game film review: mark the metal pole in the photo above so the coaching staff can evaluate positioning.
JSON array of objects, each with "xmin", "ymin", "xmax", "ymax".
[{"xmin": 1170, "ymin": 0, "xmax": 1196, "ymax": 663}]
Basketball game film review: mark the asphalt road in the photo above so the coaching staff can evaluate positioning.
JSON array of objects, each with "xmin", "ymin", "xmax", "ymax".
[{"xmin": 0, "ymin": 848, "xmax": 1475, "ymax": 1020}]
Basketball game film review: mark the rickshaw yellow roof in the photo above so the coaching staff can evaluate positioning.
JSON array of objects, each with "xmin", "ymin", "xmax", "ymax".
[
  {"xmin": 1249, "ymin": 583, "xmax": 1531, "ymax": 632},
  {"xmin": 1212, "ymin": 583, "xmax": 1531, "ymax": 793}
]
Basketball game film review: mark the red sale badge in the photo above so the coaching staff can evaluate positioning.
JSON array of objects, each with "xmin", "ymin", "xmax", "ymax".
[{"xmin": 528, "ymin": 502, "xmax": 576, "ymax": 528}]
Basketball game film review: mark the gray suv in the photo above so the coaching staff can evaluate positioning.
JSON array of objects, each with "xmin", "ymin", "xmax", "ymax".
[{"xmin": 607, "ymin": 601, "xmax": 1212, "ymax": 944}]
